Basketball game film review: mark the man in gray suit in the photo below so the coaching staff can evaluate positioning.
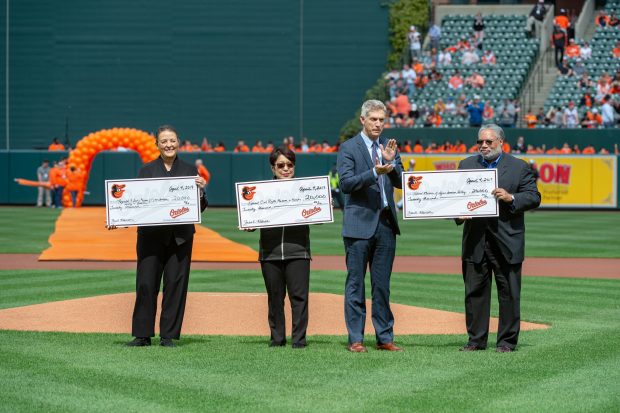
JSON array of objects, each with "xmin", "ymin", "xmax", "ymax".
[
  {"xmin": 337, "ymin": 100, "xmax": 404, "ymax": 353},
  {"xmin": 457, "ymin": 124, "xmax": 540, "ymax": 353}
]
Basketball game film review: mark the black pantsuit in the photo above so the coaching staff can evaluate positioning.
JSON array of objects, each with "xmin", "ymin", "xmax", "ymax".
[
  {"xmin": 133, "ymin": 234, "xmax": 193, "ymax": 339},
  {"xmin": 131, "ymin": 156, "xmax": 207, "ymax": 340},
  {"xmin": 261, "ymin": 259, "xmax": 310, "ymax": 346},
  {"xmin": 258, "ymin": 224, "xmax": 311, "ymax": 347}
]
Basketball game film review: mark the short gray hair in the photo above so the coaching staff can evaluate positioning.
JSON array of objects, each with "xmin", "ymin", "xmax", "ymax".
[
  {"xmin": 361, "ymin": 100, "xmax": 387, "ymax": 118},
  {"xmin": 478, "ymin": 123, "xmax": 505, "ymax": 141}
]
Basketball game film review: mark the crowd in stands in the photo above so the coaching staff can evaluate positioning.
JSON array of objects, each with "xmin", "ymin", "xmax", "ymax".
[
  {"xmin": 388, "ymin": 6, "xmax": 620, "ymax": 130},
  {"xmin": 544, "ymin": 4, "xmax": 620, "ymax": 128},
  {"xmin": 177, "ymin": 137, "xmax": 340, "ymax": 154},
  {"xmin": 397, "ymin": 137, "xmax": 618, "ymax": 155},
  {"xmin": 385, "ymin": 12, "xmax": 536, "ymax": 129},
  {"xmin": 171, "ymin": 134, "xmax": 617, "ymax": 156}
]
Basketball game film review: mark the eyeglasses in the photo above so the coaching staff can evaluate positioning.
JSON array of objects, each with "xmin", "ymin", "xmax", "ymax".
[
  {"xmin": 275, "ymin": 162, "xmax": 294, "ymax": 169},
  {"xmin": 477, "ymin": 139, "xmax": 497, "ymax": 146}
]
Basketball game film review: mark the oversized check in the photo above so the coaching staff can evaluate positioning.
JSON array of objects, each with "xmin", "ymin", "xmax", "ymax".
[
  {"xmin": 105, "ymin": 177, "xmax": 201, "ymax": 227},
  {"xmin": 402, "ymin": 169, "xmax": 498, "ymax": 219},
  {"xmin": 236, "ymin": 176, "xmax": 333, "ymax": 229}
]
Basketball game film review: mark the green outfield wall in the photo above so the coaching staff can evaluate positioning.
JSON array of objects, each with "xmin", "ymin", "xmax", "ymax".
[
  {"xmin": 2, "ymin": 150, "xmax": 619, "ymax": 209},
  {"xmin": 0, "ymin": 0, "xmax": 389, "ymax": 150}
]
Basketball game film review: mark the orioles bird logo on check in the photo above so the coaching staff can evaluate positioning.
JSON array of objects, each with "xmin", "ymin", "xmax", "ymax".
[
  {"xmin": 241, "ymin": 186, "xmax": 257, "ymax": 201},
  {"xmin": 111, "ymin": 184, "xmax": 126, "ymax": 199},
  {"xmin": 407, "ymin": 176, "xmax": 423, "ymax": 190}
]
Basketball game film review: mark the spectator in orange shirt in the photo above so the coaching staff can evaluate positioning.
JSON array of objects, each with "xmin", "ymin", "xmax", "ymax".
[
  {"xmin": 482, "ymin": 101, "xmax": 494, "ymax": 123},
  {"xmin": 252, "ymin": 140, "xmax": 265, "ymax": 152},
  {"xmin": 502, "ymin": 142, "xmax": 511, "ymax": 153},
  {"xmin": 393, "ymin": 93, "xmax": 411, "ymax": 116},
  {"xmin": 65, "ymin": 165, "xmax": 85, "ymax": 207},
  {"xmin": 200, "ymin": 137, "xmax": 213, "ymax": 152},
  {"xmin": 440, "ymin": 140, "xmax": 452, "ymax": 152},
  {"xmin": 385, "ymin": 100, "xmax": 398, "ymax": 117},
  {"xmin": 179, "ymin": 140, "xmax": 195, "ymax": 152},
  {"xmin": 49, "ymin": 159, "xmax": 67, "ymax": 208},
  {"xmin": 554, "ymin": 9, "xmax": 570, "ymax": 31},
  {"xmin": 321, "ymin": 141, "xmax": 335, "ymax": 153},
  {"xmin": 613, "ymin": 41, "xmax": 620, "ymax": 58},
  {"xmin": 559, "ymin": 143, "xmax": 572, "ymax": 154},
  {"xmin": 582, "ymin": 144, "xmax": 596, "ymax": 154},
  {"xmin": 595, "ymin": 11, "xmax": 610, "ymax": 27},
  {"xmin": 234, "ymin": 140, "xmax": 249, "ymax": 152},
  {"xmin": 455, "ymin": 36, "xmax": 470, "ymax": 52},
  {"xmin": 524, "ymin": 108, "xmax": 537, "ymax": 128},
  {"xmin": 48, "ymin": 138, "xmax": 65, "ymax": 151},
  {"xmin": 412, "ymin": 59, "xmax": 424, "ymax": 75},
  {"xmin": 448, "ymin": 70, "xmax": 464, "ymax": 91},
  {"xmin": 195, "ymin": 159, "xmax": 211, "ymax": 187},
  {"xmin": 413, "ymin": 140, "xmax": 424, "ymax": 153},
  {"xmin": 581, "ymin": 108, "xmax": 603, "ymax": 128},
  {"xmin": 414, "ymin": 72, "xmax": 429, "ymax": 89},
  {"xmin": 565, "ymin": 39, "xmax": 580, "ymax": 58},
  {"xmin": 401, "ymin": 140, "xmax": 413, "ymax": 153},
  {"xmin": 453, "ymin": 140, "xmax": 467, "ymax": 153},
  {"xmin": 572, "ymin": 144, "xmax": 581, "ymax": 154},
  {"xmin": 213, "ymin": 142, "xmax": 226, "ymax": 152},
  {"xmin": 425, "ymin": 142, "xmax": 440, "ymax": 153},
  {"xmin": 546, "ymin": 146, "xmax": 561, "ymax": 154},
  {"xmin": 424, "ymin": 110, "xmax": 441, "ymax": 128}
]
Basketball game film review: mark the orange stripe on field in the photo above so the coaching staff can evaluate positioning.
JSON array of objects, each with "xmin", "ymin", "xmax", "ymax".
[{"xmin": 39, "ymin": 207, "xmax": 258, "ymax": 262}]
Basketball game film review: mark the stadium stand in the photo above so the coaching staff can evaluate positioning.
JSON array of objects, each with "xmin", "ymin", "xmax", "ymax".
[
  {"xmin": 544, "ymin": 1, "xmax": 620, "ymax": 128},
  {"xmin": 386, "ymin": 14, "xmax": 539, "ymax": 128}
]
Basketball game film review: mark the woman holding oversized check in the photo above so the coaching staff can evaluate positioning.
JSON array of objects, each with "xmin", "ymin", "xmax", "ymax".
[
  {"xmin": 110, "ymin": 125, "xmax": 208, "ymax": 348},
  {"xmin": 245, "ymin": 146, "xmax": 312, "ymax": 349}
]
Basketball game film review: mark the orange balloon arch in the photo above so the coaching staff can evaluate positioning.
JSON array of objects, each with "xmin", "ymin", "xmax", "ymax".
[{"xmin": 65, "ymin": 128, "xmax": 159, "ymax": 207}]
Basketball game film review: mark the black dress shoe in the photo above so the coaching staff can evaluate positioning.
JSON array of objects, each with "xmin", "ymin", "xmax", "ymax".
[
  {"xmin": 292, "ymin": 343, "xmax": 306, "ymax": 349},
  {"xmin": 496, "ymin": 346, "xmax": 514, "ymax": 353},
  {"xmin": 459, "ymin": 344, "xmax": 486, "ymax": 352},
  {"xmin": 126, "ymin": 337, "xmax": 151, "ymax": 347},
  {"xmin": 160, "ymin": 338, "xmax": 176, "ymax": 347}
]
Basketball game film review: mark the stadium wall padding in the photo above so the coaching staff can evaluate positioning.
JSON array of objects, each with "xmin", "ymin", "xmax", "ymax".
[
  {"xmin": 2, "ymin": 151, "xmax": 618, "ymax": 208},
  {"xmin": 1, "ymin": 0, "xmax": 389, "ymax": 150}
]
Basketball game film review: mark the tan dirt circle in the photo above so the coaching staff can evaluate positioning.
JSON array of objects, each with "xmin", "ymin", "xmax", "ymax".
[{"xmin": 0, "ymin": 292, "xmax": 548, "ymax": 336}]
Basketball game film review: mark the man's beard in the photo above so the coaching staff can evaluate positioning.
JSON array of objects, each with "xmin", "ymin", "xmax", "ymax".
[{"xmin": 480, "ymin": 145, "xmax": 502, "ymax": 161}]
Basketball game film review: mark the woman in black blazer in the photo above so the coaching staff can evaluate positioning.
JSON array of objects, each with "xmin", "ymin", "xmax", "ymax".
[
  {"xmin": 125, "ymin": 125, "xmax": 208, "ymax": 347},
  {"xmin": 247, "ymin": 146, "xmax": 311, "ymax": 349}
]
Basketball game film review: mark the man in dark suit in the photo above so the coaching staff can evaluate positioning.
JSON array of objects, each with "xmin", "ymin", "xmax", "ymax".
[
  {"xmin": 457, "ymin": 124, "xmax": 540, "ymax": 353},
  {"xmin": 337, "ymin": 100, "xmax": 404, "ymax": 353},
  {"xmin": 126, "ymin": 125, "xmax": 208, "ymax": 347}
]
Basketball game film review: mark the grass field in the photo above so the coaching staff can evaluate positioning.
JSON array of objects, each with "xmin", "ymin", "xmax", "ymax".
[
  {"xmin": 1, "ymin": 269, "xmax": 619, "ymax": 412},
  {"xmin": 1, "ymin": 206, "xmax": 620, "ymax": 257},
  {"xmin": 0, "ymin": 206, "xmax": 619, "ymax": 411}
]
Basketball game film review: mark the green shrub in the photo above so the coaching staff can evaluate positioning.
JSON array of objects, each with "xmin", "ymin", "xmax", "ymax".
[{"xmin": 339, "ymin": 0, "xmax": 428, "ymax": 141}]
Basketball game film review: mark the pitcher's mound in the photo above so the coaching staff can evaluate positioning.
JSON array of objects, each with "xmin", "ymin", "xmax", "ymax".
[{"xmin": 0, "ymin": 292, "xmax": 548, "ymax": 335}]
